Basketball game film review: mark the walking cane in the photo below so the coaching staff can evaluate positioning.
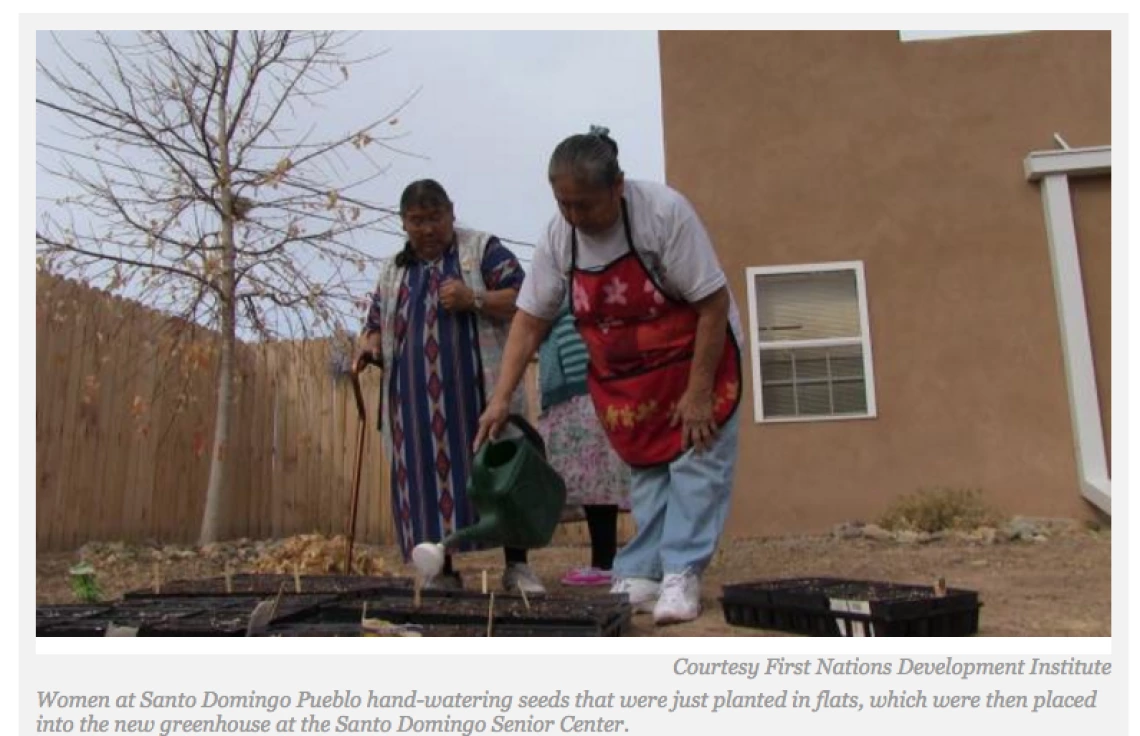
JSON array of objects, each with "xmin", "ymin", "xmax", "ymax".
[{"xmin": 344, "ymin": 368, "xmax": 367, "ymax": 574}]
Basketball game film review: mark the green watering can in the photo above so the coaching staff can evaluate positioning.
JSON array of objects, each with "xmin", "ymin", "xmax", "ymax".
[{"xmin": 411, "ymin": 415, "xmax": 567, "ymax": 577}]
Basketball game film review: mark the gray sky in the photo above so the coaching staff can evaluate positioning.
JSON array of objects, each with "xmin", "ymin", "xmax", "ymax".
[
  {"xmin": 354, "ymin": 31, "xmax": 665, "ymax": 266},
  {"xmin": 36, "ymin": 30, "xmax": 665, "ymax": 272}
]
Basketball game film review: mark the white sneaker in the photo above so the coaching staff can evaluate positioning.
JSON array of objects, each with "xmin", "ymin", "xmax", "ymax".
[
  {"xmin": 610, "ymin": 577, "xmax": 660, "ymax": 613},
  {"xmin": 653, "ymin": 571, "xmax": 702, "ymax": 625},
  {"xmin": 502, "ymin": 563, "xmax": 546, "ymax": 594}
]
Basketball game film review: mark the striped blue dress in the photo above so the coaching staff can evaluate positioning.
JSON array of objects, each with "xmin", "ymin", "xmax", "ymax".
[{"xmin": 365, "ymin": 238, "xmax": 524, "ymax": 560}]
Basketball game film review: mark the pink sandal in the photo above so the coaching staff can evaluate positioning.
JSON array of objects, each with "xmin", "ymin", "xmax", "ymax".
[{"xmin": 560, "ymin": 567, "xmax": 614, "ymax": 587}]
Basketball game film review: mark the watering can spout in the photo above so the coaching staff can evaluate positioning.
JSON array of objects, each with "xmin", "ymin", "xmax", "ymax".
[
  {"xmin": 441, "ymin": 515, "xmax": 501, "ymax": 549},
  {"xmin": 410, "ymin": 516, "xmax": 500, "ymax": 578}
]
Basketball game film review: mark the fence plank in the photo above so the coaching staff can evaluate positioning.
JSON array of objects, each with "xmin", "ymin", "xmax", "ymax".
[
  {"xmin": 63, "ymin": 283, "xmax": 95, "ymax": 550},
  {"xmin": 98, "ymin": 297, "xmax": 127, "ymax": 545},
  {"xmin": 128, "ymin": 311, "xmax": 159, "ymax": 544}
]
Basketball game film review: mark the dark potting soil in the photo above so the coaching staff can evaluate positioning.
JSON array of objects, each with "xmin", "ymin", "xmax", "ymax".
[
  {"xmin": 263, "ymin": 621, "xmax": 623, "ymax": 637},
  {"xmin": 352, "ymin": 595, "xmax": 626, "ymax": 623},
  {"xmin": 124, "ymin": 574, "xmax": 412, "ymax": 598},
  {"xmin": 279, "ymin": 592, "xmax": 632, "ymax": 637}
]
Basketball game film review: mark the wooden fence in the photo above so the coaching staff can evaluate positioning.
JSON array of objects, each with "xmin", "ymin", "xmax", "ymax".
[{"xmin": 36, "ymin": 274, "xmax": 622, "ymax": 552}]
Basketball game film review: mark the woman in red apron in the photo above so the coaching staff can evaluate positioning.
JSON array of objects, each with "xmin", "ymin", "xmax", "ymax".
[{"xmin": 476, "ymin": 128, "xmax": 742, "ymax": 625}]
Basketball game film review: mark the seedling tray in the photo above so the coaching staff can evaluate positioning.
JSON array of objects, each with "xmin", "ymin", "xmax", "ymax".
[
  {"xmin": 37, "ymin": 605, "xmax": 112, "ymax": 635},
  {"xmin": 139, "ymin": 595, "xmax": 337, "ymax": 636},
  {"xmin": 263, "ymin": 622, "xmax": 622, "ymax": 637},
  {"xmin": 292, "ymin": 592, "xmax": 631, "ymax": 637},
  {"xmin": 36, "ymin": 595, "xmax": 335, "ymax": 636},
  {"xmin": 37, "ymin": 598, "xmax": 208, "ymax": 636},
  {"xmin": 124, "ymin": 574, "xmax": 412, "ymax": 599},
  {"xmin": 720, "ymin": 577, "xmax": 981, "ymax": 637}
]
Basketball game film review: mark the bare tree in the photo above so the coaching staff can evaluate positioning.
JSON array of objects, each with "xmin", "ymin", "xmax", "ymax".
[{"xmin": 37, "ymin": 31, "xmax": 416, "ymax": 543}]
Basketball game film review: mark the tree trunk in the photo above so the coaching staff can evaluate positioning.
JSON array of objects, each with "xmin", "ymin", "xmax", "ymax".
[
  {"xmin": 200, "ymin": 310, "xmax": 235, "ymax": 545},
  {"xmin": 200, "ymin": 199, "xmax": 238, "ymax": 544},
  {"xmin": 199, "ymin": 32, "xmax": 239, "ymax": 546}
]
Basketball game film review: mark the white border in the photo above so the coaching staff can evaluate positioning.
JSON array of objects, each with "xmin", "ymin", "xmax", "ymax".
[
  {"xmin": 744, "ymin": 261, "xmax": 878, "ymax": 424},
  {"xmin": 1023, "ymin": 146, "xmax": 1112, "ymax": 514}
]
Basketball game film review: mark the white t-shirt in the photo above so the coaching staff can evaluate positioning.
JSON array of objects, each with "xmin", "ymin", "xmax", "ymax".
[{"xmin": 517, "ymin": 179, "xmax": 743, "ymax": 342}]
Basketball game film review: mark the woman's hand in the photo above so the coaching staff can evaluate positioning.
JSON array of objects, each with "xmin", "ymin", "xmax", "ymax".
[
  {"xmin": 352, "ymin": 349, "xmax": 381, "ymax": 374},
  {"xmin": 670, "ymin": 388, "xmax": 718, "ymax": 453},
  {"xmin": 440, "ymin": 278, "xmax": 474, "ymax": 312},
  {"xmin": 353, "ymin": 331, "xmax": 383, "ymax": 373},
  {"xmin": 473, "ymin": 396, "xmax": 511, "ymax": 451}
]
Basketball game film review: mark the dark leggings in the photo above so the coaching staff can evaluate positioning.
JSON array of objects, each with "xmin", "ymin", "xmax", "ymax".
[{"xmin": 585, "ymin": 504, "xmax": 619, "ymax": 570}]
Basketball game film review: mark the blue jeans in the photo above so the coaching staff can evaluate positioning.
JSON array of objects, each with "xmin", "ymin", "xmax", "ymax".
[{"xmin": 612, "ymin": 411, "xmax": 740, "ymax": 580}]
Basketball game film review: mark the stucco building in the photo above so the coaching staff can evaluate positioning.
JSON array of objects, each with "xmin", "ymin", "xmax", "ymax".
[{"xmin": 658, "ymin": 31, "xmax": 1110, "ymax": 535}]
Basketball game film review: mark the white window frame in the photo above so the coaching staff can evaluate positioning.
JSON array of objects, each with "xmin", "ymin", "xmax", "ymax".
[{"xmin": 745, "ymin": 261, "xmax": 877, "ymax": 424}]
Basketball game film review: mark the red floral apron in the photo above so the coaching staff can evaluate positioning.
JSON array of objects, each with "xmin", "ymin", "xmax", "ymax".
[{"xmin": 569, "ymin": 200, "xmax": 741, "ymax": 467}]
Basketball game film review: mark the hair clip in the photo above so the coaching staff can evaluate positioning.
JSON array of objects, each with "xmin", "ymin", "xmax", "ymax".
[{"xmin": 588, "ymin": 125, "xmax": 610, "ymax": 137}]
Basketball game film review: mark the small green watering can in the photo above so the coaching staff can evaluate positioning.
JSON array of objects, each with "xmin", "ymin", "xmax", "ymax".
[{"xmin": 412, "ymin": 415, "xmax": 567, "ymax": 577}]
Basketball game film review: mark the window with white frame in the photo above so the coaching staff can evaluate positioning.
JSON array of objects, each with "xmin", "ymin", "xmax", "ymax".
[{"xmin": 745, "ymin": 262, "xmax": 877, "ymax": 422}]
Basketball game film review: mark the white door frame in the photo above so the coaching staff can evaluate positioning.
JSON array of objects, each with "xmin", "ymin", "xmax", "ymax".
[{"xmin": 1024, "ymin": 145, "xmax": 1111, "ymax": 514}]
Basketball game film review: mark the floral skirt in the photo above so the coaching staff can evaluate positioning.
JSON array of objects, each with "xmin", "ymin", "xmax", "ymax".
[{"xmin": 539, "ymin": 395, "xmax": 631, "ymax": 510}]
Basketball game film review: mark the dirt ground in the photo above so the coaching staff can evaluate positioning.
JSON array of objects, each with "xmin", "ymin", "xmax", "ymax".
[{"xmin": 36, "ymin": 520, "xmax": 1111, "ymax": 637}]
